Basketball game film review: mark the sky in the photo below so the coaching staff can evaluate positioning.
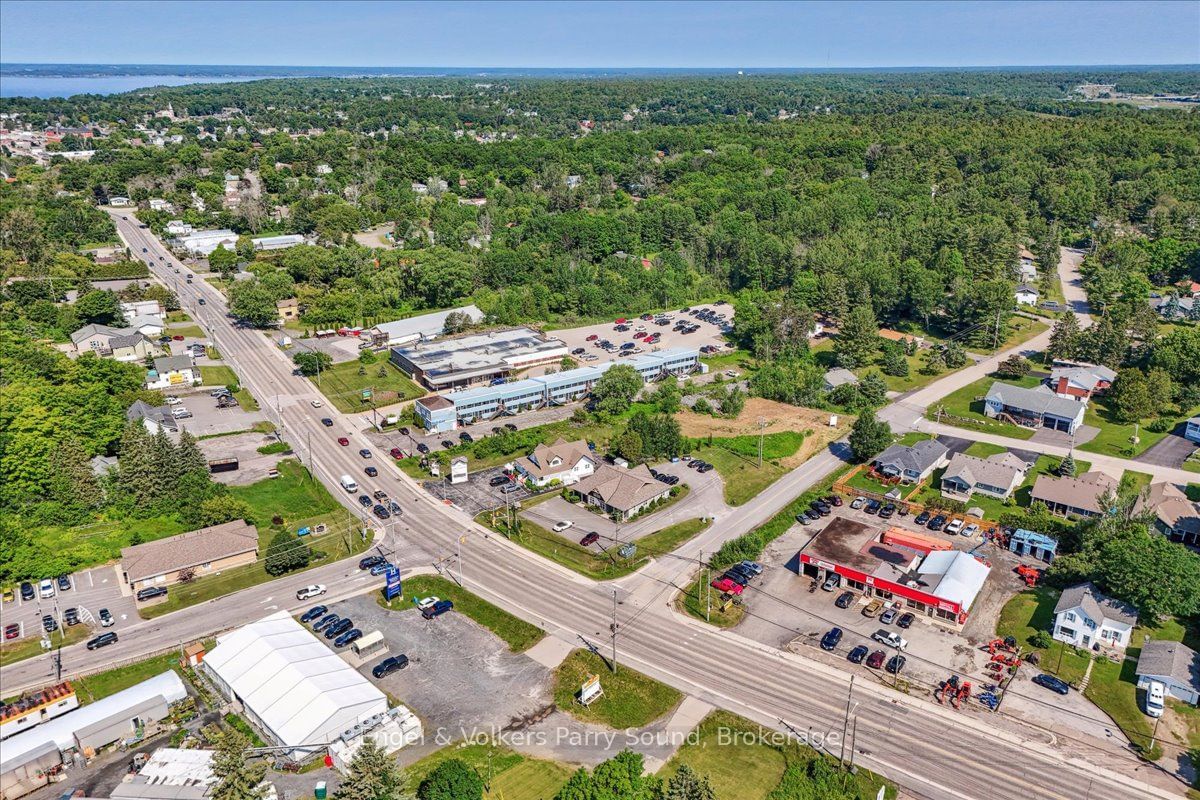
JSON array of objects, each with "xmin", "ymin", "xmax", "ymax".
[{"xmin": 1, "ymin": 0, "xmax": 1197, "ymax": 69}]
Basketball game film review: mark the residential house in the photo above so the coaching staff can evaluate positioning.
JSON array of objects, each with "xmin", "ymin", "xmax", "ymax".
[
  {"xmin": 1134, "ymin": 482, "xmax": 1200, "ymax": 546},
  {"xmin": 572, "ymin": 463, "xmax": 670, "ymax": 521},
  {"xmin": 125, "ymin": 315, "xmax": 166, "ymax": 338},
  {"xmin": 1017, "ymin": 247, "xmax": 1038, "ymax": 283},
  {"xmin": 984, "ymin": 382, "xmax": 1087, "ymax": 434},
  {"xmin": 71, "ymin": 323, "xmax": 127, "ymax": 354},
  {"xmin": 940, "ymin": 451, "xmax": 1028, "ymax": 501},
  {"xmin": 1136, "ymin": 641, "xmax": 1200, "ymax": 705},
  {"xmin": 1052, "ymin": 582, "xmax": 1138, "ymax": 651},
  {"xmin": 121, "ymin": 520, "xmax": 258, "ymax": 590},
  {"xmin": 111, "ymin": 333, "xmax": 162, "ymax": 362},
  {"xmin": 872, "ymin": 439, "xmax": 949, "ymax": 483},
  {"xmin": 1046, "ymin": 363, "xmax": 1116, "ymax": 401},
  {"xmin": 1152, "ymin": 294, "xmax": 1196, "ymax": 320},
  {"xmin": 148, "ymin": 198, "xmax": 174, "ymax": 212},
  {"xmin": 514, "ymin": 438, "xmax": 597, "ymax": 487},
  {"xmin": 126, "ymin": 400, "xmax": 179, "ymax": 435},
  {"xmin": 1186, "ymin": 416, "xmax": 1200, "ymax": 445},
  {"xmin": 1014, "ymin": 284, "xmax": 1039, "ymax": 306},
  {"xmin": 145, "ymin": 355, "xmax": 199, "ymax": 390},
  {"xmin": 276, "ymin": 297, "xmax": 299, "ymax": 324},
  {"xmin": 1030, "ymin": 471, "xmax": 1118, "ymax": 518},
  {"xmin": 823, "ymin": 368, "xmax": 859, "ymax": 392},
  {"xmin": 120, "ymin": 300, "xmax": 165, "ymax": 324},
  {"xmin": 878, "ymin": 328, "xmax": 925, "ymax": 349},
  {"xmin": 166, "ymin": 220, "xmax": 193, "ymax": 236}
]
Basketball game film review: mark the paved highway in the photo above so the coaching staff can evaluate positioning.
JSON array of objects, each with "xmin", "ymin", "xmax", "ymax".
[{"xmin": 4, "ymin": 218, "xmax": 1181, "ymax": 800}]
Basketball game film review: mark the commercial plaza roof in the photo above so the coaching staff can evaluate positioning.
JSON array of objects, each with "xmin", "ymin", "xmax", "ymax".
[
  {"xmin": 202, "ymin": 611, "xmax": 386, "ymax": 750},
  {"xmin": 392, "ymin": 326, "xmax": 566, "ymax": 385},
  {"xmin": 371, "ymin": 305, "xmax": 484, "ymax": 344}
]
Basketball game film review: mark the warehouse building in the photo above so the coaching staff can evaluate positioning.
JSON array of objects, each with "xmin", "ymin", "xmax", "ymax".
[
  {"xmin": 390, "ymin": 327, "xmax": 568, "ymax": 390},
  {"xmin": 796, "ymin": 518, "xmax": 990, "ymax": 625},
  {"xmin": 1, "ymin": 672, "xmax": 187, "ymax": 800},
  {"xmin": 201, "ymin": 611, "xmax": 388, "ymax": 761},
  {"xmin": 369, "ymin": 304, "xmax": 484, "ymax": 347},
  {"xmin": 414, "ymin": 348, "xmax": 700, "ymax": 433},
  {"xmin": 177, "ymin": 229, "xmax": 238, "ymax": 256}
]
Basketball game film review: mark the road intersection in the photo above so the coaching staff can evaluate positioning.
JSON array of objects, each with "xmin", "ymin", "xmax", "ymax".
[{"xmin": 4, "ymin": 220, "xmax": 1183, "ymax": 800}]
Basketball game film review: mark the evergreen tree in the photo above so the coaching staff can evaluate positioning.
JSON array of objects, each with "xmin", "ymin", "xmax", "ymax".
[
  {"xmin": 858, "ymin": 371, "xmax": 888, "ymax": 408},
  {"xmin": 176, "ymin": 430, "xmax": 208, "ymax": 475},
  {"xmin": 665, "ymin": 765, "xmax": 714, "ymax": 800},
  {"xmin": 211, "ymin": 729, "xmax": 266, "ymax": 800},
  {"xmin": 1047, "ymin": 312, "xmax": 1081, "ymax": 363},
  {"xmin": 881, "ymin": 344, "xmax": 909, "ymax": 377},
  {"xmin": 942, "ymin": 340, "xmax": 968, "ymax": 369},
  {"xmin": 333, "ymin": 739, "xmax": 408, "ymax": 800},
  {"xmin": 1058, "ymin": 453, "xmax": 1076, "ymax": 477},
  {"xmin": 834, "ymin": 305, "xmax": 878, "ymax": 369},
  {"xmin": 150, "ymin": 428, "xmax": 179, "ymax": 503},
  {"xmin": 848, "ymin": 411, "xmax": 892, "ymax": 463},
  {"xmin": 118, "ymin": 421, "xmax": 158, "ymax": 509},
  {"xmin": 416, "ymin": 759, "xmax": 482, "ymax": 800},
  {"xmin": 996, "ymin": 354, "xmax": 1031, "ymax": 379},
  {"xmin": 48, "ymin": 437, "xmax": 103, "ymax": 515}
]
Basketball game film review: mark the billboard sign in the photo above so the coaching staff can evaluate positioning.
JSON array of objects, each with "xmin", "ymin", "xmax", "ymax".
[
  {"xmin": 383, "ymin": 566, "xmax": 402, "ymax": 601},
  {"xmin": 579, "ymin": 674, "xmax": 603, "ymax": 706},
  {"xmin": 361, "ymin": 389, "xmax": 373, "ymax": 401}
]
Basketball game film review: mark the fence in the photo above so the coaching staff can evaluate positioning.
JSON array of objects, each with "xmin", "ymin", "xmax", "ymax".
[{"xmin": 833, "ymin": 464, "xmax": 994, "ymax": 533}]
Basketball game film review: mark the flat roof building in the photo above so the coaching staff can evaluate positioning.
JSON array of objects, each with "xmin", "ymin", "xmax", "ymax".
[
  {"xmin": 390, "ymin": 327, "xmax": 568, "ymax": 390},
  {"xmin": 370, "ymin": 304, "xmax": 484, "ymax": 347},
  {"xmin": 178, "ymin": 229, "xmax": 238, "ymax": 256}
]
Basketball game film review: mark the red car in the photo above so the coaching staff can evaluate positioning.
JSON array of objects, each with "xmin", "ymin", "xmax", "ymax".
[
  {"xmin": 337, "ymin": 437, "xmax": 350, "ymax": 446},
  {"xmin": 579, "ymin": 532, "xmax": 600, "ymax": 547},
  {"xmin": 866, "ymin": 650, "xmax": 887, "ymax": 669},
  {"xmin": 710, "ymin": 577, "xmax": 744, "ymax": 596},
  {"xmin": 389, "ymin": 447, "xmax": 404, "ymax": 459},
  {"xmin": 172, "ymin": 335, "xmax": 185, "ymax": 341},
  {"xmin": 4, "ymin": 624, "xmax": 19, "ymax": 640},
  {"xmin": 586, "ymin": 334, "xmax": 599, "ymax": 341},
  {"xmin": 615, "ymin": 318, "xmax": 627, "ymax": 324}
]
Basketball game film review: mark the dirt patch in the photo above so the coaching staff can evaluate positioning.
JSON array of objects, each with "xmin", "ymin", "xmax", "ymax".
[{"xmin": 678, "ymin": 398, "xmax": 850, "ymax": 467}]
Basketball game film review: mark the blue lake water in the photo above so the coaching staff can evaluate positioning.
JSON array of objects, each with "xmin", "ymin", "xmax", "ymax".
[{"xmin": 0, "ymin": 74, "xmax": 265, "ymax": 98}]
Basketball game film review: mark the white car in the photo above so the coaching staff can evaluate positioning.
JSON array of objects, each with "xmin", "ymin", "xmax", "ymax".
[
  {"xmin": 416, "ymin": 596, "xmax": 441, "ymax": 611},
  {"xmin": 296, "ymin": 584, "xmax": 326, "ymax": 601},
  {"xmin": 945, "ymin": 519, "xmax": 965, "ymax": 535},
  {"xmin": 171, "ymin": 407, "xmax": 191, "ymax": 419},
  {"xmin": 310, "ymin": 399, "xmax": 323, "ymax": 408},
  {"xmin": 962, "ymin": 523, "xmax": 980, "ymax": 538},
  {"xmin": 39, "ymin": 579, "xmax": 55, "ymax": 599},
  {"xmin": 1145, "ymin": 680, "xmax": 1165, "ymax": 718},
  {"xmin": 552, "ymin": 521, "xmax": 574, "ymax": 533},
  {"xmin": 164, "ymin": 396, "xmax": 182, "ymax": 405}
]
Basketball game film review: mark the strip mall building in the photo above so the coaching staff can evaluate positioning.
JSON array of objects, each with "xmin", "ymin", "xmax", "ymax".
[{"xmin": 796, "ymin": 518, "xmax": 990, "ymax": 626}]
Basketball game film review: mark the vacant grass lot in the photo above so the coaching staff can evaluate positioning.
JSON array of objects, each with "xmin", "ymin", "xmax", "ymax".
[
  {"xmin": 1078, "ymin": 399, "xmax": 1199, "ymax": 460},
  {"xmin": 308, "ymin": 359, "xmax": 425, "ymax": 413},
  {"xmin": 405, "ymin": 742, "xmax": 573, "ymax": 800},
  {"xmin": 928, "ymin": 372, "xmax": 1039, "ymax": 440},
  {"xmin": 553, "ymin": 649, "xmax": 682, "ymax": 729},
  {"xmin": 378, "ymin": 574, "xmax": 544, "ymax": 652},
  {"xmin": 167, "ymin": 323, "xmax": 206, "ymax": 338},
  {"xmin": 692, "ymin": 445, "xmax": 787, "ymax": 506},
  {"xmin": 199, "ymin": 364, "xmax": 258, "ymax": 410},
  {"xmin": 662, "ymin": 710, "xmax": 896, "ymax": 800},
  {"xmin": 74, "ymin": 651, "xmax": 185, "ymax": 704}
]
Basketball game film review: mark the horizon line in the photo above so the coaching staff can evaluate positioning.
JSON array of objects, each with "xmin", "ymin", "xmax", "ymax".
[{"xmin": 3, "ymin": 61, "xmax": 1199, "ymax": 71}]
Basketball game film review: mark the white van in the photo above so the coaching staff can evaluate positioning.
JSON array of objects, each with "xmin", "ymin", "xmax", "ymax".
[
  {"xmin": 1145, "ymin": 680, "xmax": 1165, "ymax": 718},
  {"xmin": 340, "ymin": 474, "xmax": 358, "ymax": 493}
]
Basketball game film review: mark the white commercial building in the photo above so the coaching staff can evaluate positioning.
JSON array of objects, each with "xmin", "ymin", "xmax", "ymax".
[
  {"xmin": 201, "ymin": 611, "xmax": 388, "ymax": 760},
  {"xmin": 179, "ymin": 229, "xmax": 238, "ymax": 256},
  {"xmin": 252, "ymin": 234, "xmax": 305, "ymax": 251},
  {"xmin": 369, "ymin": 304, "xmax": 484, "ymax": 347}
]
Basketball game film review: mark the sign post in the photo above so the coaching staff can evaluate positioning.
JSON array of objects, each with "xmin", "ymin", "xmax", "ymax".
[
  {"xmin": 578, "ymin": 674, "xmax": 604, "ymax": 706},
  {"xmin": 383, "ymin": 566, "xmax": 402, "ymax": 602}
]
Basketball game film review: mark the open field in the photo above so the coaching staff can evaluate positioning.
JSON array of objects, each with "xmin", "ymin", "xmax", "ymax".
[
  {"xmin": 404, "ymin": 742, "xmax": 573, "ymax": 800},
  {"xmin": 308, "ymin": 359, "xmax": 426, "ymax": 413},
  {"xmin": 1078, "ymin": 398, "xmax": 1199, "ymax": 460}
]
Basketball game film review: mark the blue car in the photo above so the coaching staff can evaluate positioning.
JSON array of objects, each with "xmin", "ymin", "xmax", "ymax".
[
  {"xmin": 1032, "ymin": 674, "xmax": 1070, "ymax": 695},
  {"xmin": 313, "ymin": 613, "xmax": 339, "ymax": 632},
  {"xmin": 820, "ymin": 627, "xmax": 843, "ymax": 651},
  {"xmin": 300, "ymin": 605, "xmax": 327, "ymax": 624},
  {"xmin": 370, "ymin": 562, "xmax": 393, "ymax": 576},
  {"xmin": 422, "ymin": 599, "xmax": 454, "ymax": 619},
  {"xmin": 334, "ymin": 628, "xmax": 362, "ymax": 648}
]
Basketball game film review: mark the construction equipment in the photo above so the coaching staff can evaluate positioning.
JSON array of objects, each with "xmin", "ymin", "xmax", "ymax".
[
  {"xmin": 990, "ymin": 652, "xmax": 1021, "ymax": 668},
  {"xmin": 984, "ymin": 636, "xmax": 1018, "ymax": 655},
  {"xmin": 935, "ymin": 675, "xmax": 959, "ymax": 704},
  {"xmin": 977, "ymin": 691, "xmax": 1000, "ymax": 711},
  {"xmin": 951, "ymin": 681, "xmax": 972, "ymax": 709},
  {"xmin": 1014, "ymin": 564, "xmax": 1044, "ymax": 587}
]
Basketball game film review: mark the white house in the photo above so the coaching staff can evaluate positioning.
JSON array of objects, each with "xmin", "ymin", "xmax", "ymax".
[
  {"xmin": 1015, "ymin": 284, "xmax": 1039, "ymax": 306},
  {"xmin": 1136, "ymin": 641, "xmax": 1199, "ymax": 706},
  {"xmin": 1052, "ymin": 582, "xmax": 1138, "ymax": 651},
  {"xmin": 145, "ymin": 355, "xmax": 199, "ymax": 390},
  {"xmin": 1186, "ymin": 416, "xmax": 1200, "ymax": 445},
  {"xmin": 120, "ymin": 299, "xmax": 165, "ymax": 324},
  {"xmin": 166, "ymin": 220, "xmax": 193, "ymax": 236},
  {"xmin": 148, "ymin": 198, "xmax": 174, "ymax": 212},
  {"xmin": 125, "ymin": 315, "xmax": 165, "ymax": 338},
  {"xmin": 514, "ymin": 438, "xmax": 596, "ymax": 487}
]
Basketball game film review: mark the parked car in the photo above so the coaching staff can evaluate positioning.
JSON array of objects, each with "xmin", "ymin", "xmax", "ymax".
[
  {"xmin": 850, "ymin": 497, "xmax": 866, "ymax": 510},
  {"xmin": 803, "ymin": 509, "xmax": 820, "ymax": 522},
  {"xmin": 962, "ymin": 523, "xmax": 980, "ymax": 538},
  {"xmin": 945, "ymin": 519, "xmax": 965, "ymax": 535},
  {"xmin": 885, "ymin": 655, "xmax": 907, "ymax": 674},
  {"xmin": 864, "ymin": 499, "xmax": 881, "ymax": 515},
  {"xmin": 4, "ymin": 623, "xmax": 18, "ymax": 640},
  {"xmin": 440, "ymin": 440, "xmax": 455, "ymax": 449},
  {"xmin": 313, "ymin": 613, "xmax": 339, "ymax": 632},
  {"xmin": 552, "ymin": 521, "xmax": 574, "ymax": 533},
  {"xmin": 359, "ymin": 555, "xmax": 385, "ymax": 570},
  {"xmin": 862, "ymin": 600, "xmax": 883, "ymax": 618},
  {"xmin": 489, "ymin": 474, "xmax": 512, "ymax": 487},
  {"xmin": 365, "ymin": 466, "xmax": 378, "ymax": 477},
  {"xmin": 301, "ymin": 605, "xmax": 328, "ymax": 623},
  {"xmin": 710, "ymin": 577, "xmax": 744, "ymax": 596},
  {"xmin": 98, "ymin": 608, "xmax": 114, "ymax": 627},
  {"xmin": 42, "ymin": 615, "xmax": 57, "ymax": 632},
  {"xmin": 63, "ymin": 607, "xmax": 80, "ymax": 626},
  {"xmin": 897, "ymin": 613, "xmax": 915, "ymax": 629},
  {"xmin": 372, "ymin": 655, "xmax": 409, "ymax": 678},
  {"xmin": 820, "ymin": 628, "xmax": 843, "ymax": 651},
  {"xmin": 880, "ymin": 607, "xmax": 898, "ymax": 625},
  {"xmin": 297, "ymin": 584, "xmax": 326, "ymax": 601},
  {"xmin": 580, "ymin": 532, "xmax": 600, "ymax": 547},
  {"xmin": 1031, "ymin": 674, "xmax": 1070, "ymax": 695},
  {"xmin": 20, "ymin": 581, "xmax": 34, "ymax": 601},
  {"xmin": 399, "ymin": 427, "xmax": 410, "ymax": 436},
  {"xmin": 416, "ymin": 443, "xmax": 430, "ymax": 454},
  {"xmin": 795, "ymin": 513, "xmax": 811, "ymax": 525},
  {"xmin": 927, "ymin": 515, "xmax": 947, "ymax": 531},
  {"xmin": 879, "ymin": 503, "xmax": 896, "ymax": 519},
  {"xmin": 722, "ymin": 569, "xmax": 750, "ymax": 587},
  {"xmin": 1145, "ymin": 680, "xmax": 1166, "ymax": 718},
  {"xmin": 738, "ymin": 561, "xmax": 763, "ymax": 576},
  {"xmin": 338, "ymin": 437, "xmax": 350, "ymax": 446},
  {"xmin": 422, "ymin": 599, "xmax": 454, "ymax": 619},
  {"xmin": 824, "ymin": 495, "xmax": 844, "ymax": 507},
  {"xmin": 334, "ymin": 628, "xmax": 363, "ymax": 648},
  {"xmin": 866, "ymin": 650, "xmax": 887, "ymax": 669},
  {"xmin": 835, "ymin": 591, "xmax": 856, "ymax": 609},
  {"xmin": 390, "ymin": 447, "xmax": 404, "ymax": 459},
  {"xmin": 373, "ymin": 504, "xmax": 390, "ymax": 519},
  {"xmin": 914, "ymin": 510, "xmax": 931, "ymax": 525},
  {"xmin": 325, "ymin": 619, "xmax": 354, "ymax": 639},
  {"xmin": 821, "ymin": 574, "xmax": 840, "ymax": 591},
  {"xmin": 136, "ymin": 586, "xmax": 167, "ymax": 601},
  {"xmin": 847, "ymin": 645, "xmax": 869, "ymax": 664},
  {"xmin": 459, "ymin": 432, "xmax": 473, "ymax": 443},
  {"xmin": 373, "ymin": 490, "xmax": 389, "ymax": 501},
  {"xmin": 505, "ymin": 423, "xmax": 518, "ymax": 431},
  {"xmin": 87, "ymin": 632, "xmax": 119, "ymax": 650},
  {"xmin": 39, "ymin": 579, "xmax": 55, "ymax": 598},
  {"xmin": 872, "ymin": 630, "xmax": 908, "ymax": 650}
]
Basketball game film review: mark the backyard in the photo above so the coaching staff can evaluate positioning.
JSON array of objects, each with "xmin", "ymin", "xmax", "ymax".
[{"xmin": 307, "ymin": 359, "xmax": 425, "ymax": 413}]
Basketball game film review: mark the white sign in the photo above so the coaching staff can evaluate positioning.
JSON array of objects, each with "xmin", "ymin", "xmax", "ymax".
[{"xmin": 580, "ymin": 674, "xmax": 604, "ymax": 706}]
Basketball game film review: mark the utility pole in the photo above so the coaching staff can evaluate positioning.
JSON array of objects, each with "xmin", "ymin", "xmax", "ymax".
[
  {"xmin": 610, "ymin": 588, "xmax": 619, "ymax": 675},
  {"xmin": 456, "ymin": 535, "xmax": 464, "ymax": 586},
  {"xmin": 705, "ymin": 556, "xmax": 711, "ymax": 622},
  {"xmin": 839, "ymin": 676, "xmax": 855, "ymax": 766},
  {"xmin": 757, "ymin": 415, "xmax": 766, "ymax": 467}
]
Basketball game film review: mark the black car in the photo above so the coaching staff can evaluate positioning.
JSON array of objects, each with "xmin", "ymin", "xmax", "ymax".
[
  {"xmin": 388, "ymin": 501, "xmax": 403, "ymax": 515},
  {"xmin": 136, "ymin": 586, "xmax": 167, "ymax": 601},
  {"xmin": 835, "ymin": 591, "xmax": 856, "ymax": 609},
  {"xmin": 20, "ymin": 581, "xmax": 34, "ymax": 601},
  {"xmin": 726, "ymin": 564, "xmax": 755, "ymax": 584},
  {"xmin": 721, "ymin": 569, "xmax": 750, "ymax": 587},
  {"xmin": 301, "ymin": 605, "xmax": 327, "ymax": 623},
  {"xmin": 928, "ymin": 514, "xmax": 947, "ymax": 531},
  {"xmin": 820, "ymin": 628, "xmax": 843, "ymax": 651},
  {"xmin": 808, "ymin": 500, "xmax": 825, "ymax": 513},
  {"xmin": 886, "ymin": 655, "xmax": 907, "ymax": 674},
  {"xmin": 63, "ymin": 608, "xmax": 80, "ymax": 626},
  {"xmin": 698, "ymin": 463, "xmax": 713, "ymax": 473},
  {"xmin": 416, "ymin": 443, "xmax": 430, "ymax": 454},
  {"xmin": 489, "ymin": 474, "xmax": 511, "ymax": 486},
  {"xmin": 879, "ymin": 503, "xmax": 896, "ymax": 519},
  {"xmin": 359, "ymin": 555, "xmax": 385, "ymax": 570},
  {"xmin": 914, "ymin": 510, "xmax": 931, "ymax": 525},
  {"xmin": 897, "ymin": 613, "xmax": 915, "ymax": 629},
  {"xmin": 334, "ymin": 628, "xmax": 363, "ymax": 648},
  {"xmin": 321, "ymin": 418, "xmax": 334, "ymax": 427},
  {"xmin": 373, "ymin": 504, "xmax": 391, "ymax": 519},
  {"xmin": 365, "ymin": 466, "xmax": 378, "ymax": 477},
  {"xmin": 824, "ymin": 495, "xmax": 844, "ymax": 507},
  {"xmin": 847, "ymin": 645, "xmax": 869, "ymax": 664},
  {"xmin": 86, "ymin": 632, "xmax": 118, "ymax": 650},
  {"xmin": 43, "ymin": 614, "xmax": 57, "ymax": 632},
  {"xmin": 1032, "ymin": 674, "xmax": 1070, "ymax": 695},
  {"xmin": 56, "ymin": 575, "xmax": 71, "ymax": 591},
  {"xmin": 440, "ymin": 440, "xmax": 455, "ymax": 449},
  {"xmin": 398, "ymin": 426, "xmax": 411, "ymax": 435},
  {"xmin": 372, "ymin": 654, "xmax": 409, "ymax": 678},
  {"xmin": 358, "ymin": 494, "xmax": 373, "ymax": 507},
  {"xmin": 459, "ymin": 432, "xmax": 473, "ymax": 443},
  {"xmin": 325, "ymin": 618, "xmax": 353, "ymax": 639},
  {"xmin": 803, "ymin": 509, "xmax": 820, "ymax": 522},
  {"xmin": 505, "ymin": 423, "xmax": 518, "ymax": 431},
  {"xmin": 864, "ymin": 499, "xmax": 881, "ymax": 515}
]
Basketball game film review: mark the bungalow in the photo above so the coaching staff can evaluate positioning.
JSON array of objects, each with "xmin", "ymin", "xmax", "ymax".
[
  {"xmin": 276, "ymin": 297, "xmax": 299, "ymax": 323},
  {"xmin": 1030, "ymin": 471, "xmax": 1118, "ymax": 518},
  {"xmin": 940, "ymin": 451, "xmax": 1027, "ymax": 501},
  {"xmin": 145, "ymin": 355, "xmax": 199, "ymax": 390},
  {"xmin": 1046, "ymin": 362, "xmax": 1116, "ymax": 401},
  {"xmin": 72, "ymin": 323, "xmax": 164, "ymax": 361},
  {"xmin": 1014, "ymin": 284, "xmax": 1039, "ymax": 306},
  {"xmin": 1053, "ymin": 582, "xmax": 1137, "ymax": 651},
  {"xmin": 823, "ymin": 368, "xmax": 859, "ymax": 392},
  {"xmin": 572, "ymin": 463, "xmax": 670, "ymax": 521},
  {"xmin": 1136, "ymin": 641, "xmax": 1200, "ymax": 705},
  {"xmin": 514, "ymin": 438, "xmax": 597, "ymax": 487},
  {"xmin": 125, "ymin": 315, "xmax": 165, "ymax": 338},
  {"xmin": 121, "ymin": 520, "xmax": 258, "ymax": 590},
  {"xmin": 1017, "ymin": 248, "xmax": 1038, "ymax": 283},
  {"xmin": 872, "ymin": 439, "xmax": 949, "ymax": 483},
  {"xmin": 120, "ymin": 300, "xmax": 165, "ymax": 323},
  {"xmin": 1134, "ymin": 482, "xmax": 1200, "ymax": 546},
  {"xmin": 126, "ymin": 400, "xmax": 179, "ymax": 435},
  {"xmin": 1186, "ymin": 416, "xmax": 1200, "ymax": 445},
  {"xmin": 984, "ymin": 382, "xmax": 1087, "ymax": 434}
]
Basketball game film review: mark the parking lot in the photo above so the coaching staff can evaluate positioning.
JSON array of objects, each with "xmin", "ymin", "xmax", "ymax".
[
  {"xmin": 3, "ymin": 564, "xmax": 138, "ymax": 646},
  {"xmin": 553, "ymin": 302, "xmax": 735, "ymax": 364},
  {"xmin": 197, "ymin": 431, "xmax": 291, "ymax": 485},
  {"xmin": 423, "ymin": 463, "xmax": 537, "ymax": 516},
  {"xmin": 168, "ymin": 384, "xmax": 269, "ymax": 439}
]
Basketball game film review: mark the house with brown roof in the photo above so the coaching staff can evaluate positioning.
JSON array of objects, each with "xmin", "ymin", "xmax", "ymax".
[
  {"xmin": 121, "ymin": 520, "xmax": 259, "ymax": 590},
  {"xmin": 940, "ymin": 452, "xmax": 1029, "ymax": 501},
  {"xmin": 1134, "ymin": 482, "xmax": 1200, "ymax": 546},
  {"xmin": 1030, "ymin": 471, "xmax": 1118, "ymax": 518},
  {"xmin": 572, "ymin": 463, "xmax": 670, "ymax": 520},
  {"xmin": 514, "ymin": 438, "xmax": 596, "ymax": 487}
]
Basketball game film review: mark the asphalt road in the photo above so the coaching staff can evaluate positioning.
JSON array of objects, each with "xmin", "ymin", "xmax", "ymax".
[{"xmin": 3, "ymin": 221, "xmax": 1180, "ymax": 800}]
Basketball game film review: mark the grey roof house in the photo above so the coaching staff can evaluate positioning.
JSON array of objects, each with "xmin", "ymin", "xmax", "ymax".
[
  {"xmin": 872, "ymin": 439, "xmax": 949, "ymax": 483},
  {"xmin": 822, "ymin": 368, "xmax": 859, "ymax": 392},
  {"xmin": 1030, "ymin": 471, "xmax": 1118, "ymax": 518},
  {"xmin": 940, "ymin": 451, "xmax": 1028, "ymax": 500},
  {"xmin": 984, "ymin": 381, "xmax": 1087, "ymax": 434},
  {"xmin": 1136, "ymin": 641, "xmax": 1200, "ymax": 705},
  {"xmin": 1134, "ymin": 482, "xmax": 1200, "ymax": 546},
  {"xmin": 572, "ymin": 463, "xmax": 670, "ymax": 521},
  {"xmin": 1052, "ymin": 582, "xmax": 1138, "ymax": 651},
  {"xmin": 127, "ymin": 400, "xmax": 178, "ymax": 434}
]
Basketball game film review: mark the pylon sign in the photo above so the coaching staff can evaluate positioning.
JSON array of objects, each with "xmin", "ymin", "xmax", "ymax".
[{"xmin": 383, "ymin": 566, "xmax": 402, "ymax": 601}]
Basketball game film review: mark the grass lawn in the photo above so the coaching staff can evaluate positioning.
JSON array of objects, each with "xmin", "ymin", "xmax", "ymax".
[
  {"xmin": 553, "ymin": 649, "xmax": 682, "ymax": 729},
  {"xmin": 167, "ymin": 323, "xmax": 207, "ymax": 338},
  {"xmin": 1119, "ymin": 470, "xmax": 1153, "ymax": 497},
  {"xmin": 994, "ymin": 589, "xmax": 1090, "ymax": 686},
  {"xmin": 0, "ymin": 623, "xmax": 92, "ymax": 667},
  {"xmin": 662, "ymin": 710, "xmax": 895, "ymax": 800},
  {"xmin": 1077, "ymin": 400, "xmax": 1199, "ymax": 460},
  {"xmin": 908, "ymin": 454, "xmax": 1088, "ymax": 523},
  {"xmin": 927, "ymin": 372, "xmax": 1039, "ymax": 440},
  {"xmin": 378, "ymin": 574, "xmax": 544, "ymax": 652},
  {"xmin": 308, "ymin": 359, "xmax": 425, "ymax": 414},
  {"xmin": 75, "ymin": 651, "xmax": 183, "ymax": 704},
  {"xmin": 228, "ymin": 459, "xmax": 341, "ymax": 529},
  {"xmin": 691, "ymin": 445, "xmax": 787, "ymax": 506},
  {"xmin": 698, "ymin": 348, "xmax": 755, "ymax": 372},
  {"xmin": 982, "ymin": 315, "xmax": 1049, "ymax": 353},
  {"xmin": 199, "ymin": 364, "xmax": 259, "ymax": 410},
  {"xmin": 166, "ymin": 311, "xmax": 192, "ymax": 323},
  {"xmin": 404, "ymin": 742, "xmax": 573, "ymax": 800}
]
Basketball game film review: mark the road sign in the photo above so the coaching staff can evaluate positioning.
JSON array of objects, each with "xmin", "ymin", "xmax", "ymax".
[
  {"xmin": 579, "ymin": 673, "xmax": 604, "ymax": 706},
  {"xmin": 361, "ymin": 389, "xmax": 373, "ymax": 400},
  {"xmin": 383, "ymin": 566, "xmax": 402, "ymax": 601}
]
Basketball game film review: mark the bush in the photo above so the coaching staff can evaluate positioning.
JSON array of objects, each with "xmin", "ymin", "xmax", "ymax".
[
  {"xmin": 1146, "ymin": 416, "xmax": 1174, "ymax": 433},
  {"xmin": 417, "ymin": 759, "xmax": 483, "ymax": 800},
  {"xmin": 1032, "ymin": 630, "xmax": 1054, "ymax": 649},
  {"xmin": 264, "ymin": 530, "xmax": 310, "ymax": 575}
]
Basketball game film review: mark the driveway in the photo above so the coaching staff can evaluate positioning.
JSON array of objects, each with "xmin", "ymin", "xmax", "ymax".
[
  {"xmin": 1136, "ymin": 426, "xmax": 1198, "ymax": 469},
  {"xmin": 1029, "ymin": 424, "xmax": 1099, "ymax": 448}
]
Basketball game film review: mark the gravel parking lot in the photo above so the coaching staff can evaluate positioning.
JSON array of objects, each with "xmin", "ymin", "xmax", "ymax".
[
  {"xmin": 553, "ymin": 302, "xmax": 735, "ymax": 364},
  {"xmin": 197, "ymin": 431, "xmax": 290, "ymax": 485}
]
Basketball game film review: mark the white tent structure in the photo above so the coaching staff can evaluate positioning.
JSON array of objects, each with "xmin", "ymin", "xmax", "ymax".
[
  {"xmin": 917, "ymin": 550, "xmax": 990, "ymax": 613},
  {"xmin": 202, "ymin": 611, "xmax": 387, "ymax": 759}
]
